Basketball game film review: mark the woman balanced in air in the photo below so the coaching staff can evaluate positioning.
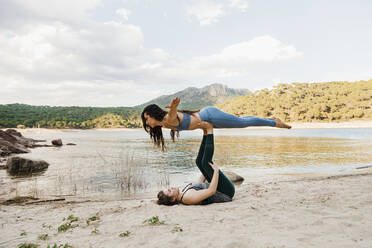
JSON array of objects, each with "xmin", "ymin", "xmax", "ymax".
[{"xmin": 141, "ymin": 97, "xmax": 291, "ymax": 150}]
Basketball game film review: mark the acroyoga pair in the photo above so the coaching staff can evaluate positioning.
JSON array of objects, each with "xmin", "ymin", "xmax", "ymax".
[{"xmin": 141, "ymin": 97, "xmax": 291, "ymax": 206}]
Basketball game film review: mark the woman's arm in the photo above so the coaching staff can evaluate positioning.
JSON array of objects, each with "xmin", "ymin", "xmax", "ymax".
[
  {"xmin": 182, "ymin": 162, "xmax": 219, "ymax": 205},
  {"xmin": 164, "ymin": 97, "xmax": 180, "ymax": 124}
]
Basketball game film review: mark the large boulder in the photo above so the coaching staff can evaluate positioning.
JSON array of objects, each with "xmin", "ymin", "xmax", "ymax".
[
  {"xmin": 0, "ymin": 129, "xmax": 37, "ymax": 148},
  {"xmin": 5, "ymin": 129, "xmax": 23, "ymax": 137},
  {"xmin": 0, "ymin": 129, "xmax": 49, "ymax": 158},
  {"xmin": 0, "ymin": 130, "xmax": 18, "ymax": 144},
  {"xmin": 0, "ymin": 139, "xmax": 30, "ymax": 154},
  {"xmin": 6, "ymin": 156, "xmax": 49, "ymax": 175}
]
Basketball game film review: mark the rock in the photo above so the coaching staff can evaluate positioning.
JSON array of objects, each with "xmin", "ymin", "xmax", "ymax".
[
  {"xmin": 5, "ymin": 129, "xmax": 23, "ymax": 137},
  {"xmin": 0, "ymin": 129, "xmax": 37, "ymax": 148},
  {"xmin": 222, "ymin": 170, "xmax": 244, "ymax": 183},
  {"xmin": 66, "ymin": 143, "xmax": 76, "ymax": 146},
  {"xmin": 0, "ymin": 139, "xmax": 30, "ymax": 154},
  {"xmin": 0, "ymin": 158, "xmax": 7, "ymax": 169},
  {"xmin": 0, "ymin": 130, "xmax": 18, "ymax": 144},
  {"xmin": 52, "ymin": 139, "xmax": 63, "ymax": 146},
  {"xmin": 0, "ymin": 147, "xmax": 11, "ymax": 156},
  {"xmin": 6, "ymin": 156, "xmax": 49, "ymax": 175},
  {"xmin": 0, "ymin": 129, "xmax": 49, "ymax": 158}
]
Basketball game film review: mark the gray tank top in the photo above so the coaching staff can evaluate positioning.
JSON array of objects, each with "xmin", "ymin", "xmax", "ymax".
[{"xmin": 180, "ymin": 182, "xmax": 232, "ymax": 205}]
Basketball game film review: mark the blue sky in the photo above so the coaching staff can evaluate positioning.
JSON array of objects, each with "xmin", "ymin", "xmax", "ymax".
[{"xmin": 0, "ymin": 0, "xmax": 371, "ymax": 106}]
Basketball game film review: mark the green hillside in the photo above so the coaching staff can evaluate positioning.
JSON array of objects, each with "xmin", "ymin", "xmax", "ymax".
[
  {"xmin": 0, "ymin": 104, "xmax": 141, "ymax": 128},
  {"xmin": 217, "ymin": 80, "xmax": 372, "ymax": 122},
  {"xmin": 1, "ymin": 80, "xmax": 371, "ymax": 129}
]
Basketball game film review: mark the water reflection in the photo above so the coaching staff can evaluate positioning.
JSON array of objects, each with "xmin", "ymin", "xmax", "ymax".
[{"xmin": 0, "ymin": 128, "xmax": 371, "ymax": 199}]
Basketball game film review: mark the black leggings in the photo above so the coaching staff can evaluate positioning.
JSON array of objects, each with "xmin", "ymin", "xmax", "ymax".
[{"xmin": 195, "ymin": 134, "xmax": 235, "ymax": 198}]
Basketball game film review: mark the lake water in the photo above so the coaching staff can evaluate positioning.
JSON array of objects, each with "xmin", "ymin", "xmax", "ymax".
[{"xmin": 1, "ymin": 128, "xmax": 372, "ymax": 200}]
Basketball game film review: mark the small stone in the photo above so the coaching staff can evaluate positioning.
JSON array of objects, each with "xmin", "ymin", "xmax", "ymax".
[{"xmin": 52, "ymin": 139, "xmax": 63, "ymax": 146}]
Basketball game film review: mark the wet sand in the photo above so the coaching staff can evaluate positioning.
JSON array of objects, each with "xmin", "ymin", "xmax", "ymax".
[{"xmin": 1, "ymin": 169, "xmax": 372, "ymax": 248}]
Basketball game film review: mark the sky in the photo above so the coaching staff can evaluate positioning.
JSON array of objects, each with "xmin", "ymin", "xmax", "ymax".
[{"xmin": 0, "ymin": 0, "xmax": 371, "ymax": 107}]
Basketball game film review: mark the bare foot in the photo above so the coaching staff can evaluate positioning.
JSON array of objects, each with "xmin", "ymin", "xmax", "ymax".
[{"xmin": 270, "ymin": 116, "xmax": 291, "ymax": 129}]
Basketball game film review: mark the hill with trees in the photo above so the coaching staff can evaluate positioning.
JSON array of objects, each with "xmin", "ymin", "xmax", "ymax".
[
  {"xmin": 217, "ymin": 80, "xmax": 372, "ymax": 122},
  {"xmin": 1, "ymin": 80, "xmax": 371, "ymax": 129},
  {"xmin": 0, "ymin": 104, "xmax": 141, "ymax": 129}
]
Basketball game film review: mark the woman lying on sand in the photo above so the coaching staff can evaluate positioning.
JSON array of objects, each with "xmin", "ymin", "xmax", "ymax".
[
  {"xmin": 157, "ymin": 127, "xmax": 235, "ymax": 205},
  {"xmin": 142, "ymin": 97, "xmax": 291, "ymax": 150}
]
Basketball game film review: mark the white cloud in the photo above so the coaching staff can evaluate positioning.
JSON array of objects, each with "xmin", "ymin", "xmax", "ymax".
[
  {"xmin": 217, "ymin": 35, "xmax": 303, "ymax": 62},
  {"xmin": 0, "ymin": 76, "xmax": 160, "ymax": 106},
  {"xmin": 155, "ymin": 35, "xmax": 303, "ymax": 80},
  {"xmin": 116, "ymin": 8, "xmax": 131, "ymax": 21},
  {"xmin": 185, "ymin": 0, "xmax": 249, "ymax": 26},
  {"xmin": 185, "ymin": 0, "xmax": 225, "ymax": 26},
  {"xmin": 0, "ymin": 21, "xmax": 148, "ymax": 81},
  {"xmin": 0, "ymin": 1, "xmax": 302, "ymax": 106},
  {"xmin": 9, "ymin": 0, "xmax": 103, "ymax": 26},
  {"xmin": 229, "ymin": 0, "xmax": 249, "ymax": 12},
  {"xmin": 0, "ymin": 1, "xmax": 172, "ymax": 106}
]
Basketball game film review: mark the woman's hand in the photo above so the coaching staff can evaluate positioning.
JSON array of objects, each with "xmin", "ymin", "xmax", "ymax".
[
  {"xmin": 201, "ymin": 122, "xmax": 213, "ymax": 135},
  {"xmin": 165, "ymin": 97, "xmax": 180, "ymax": 109},
  {"xmin": 208, "ymin": 162, "xmax": 219, "ymax": 171}
]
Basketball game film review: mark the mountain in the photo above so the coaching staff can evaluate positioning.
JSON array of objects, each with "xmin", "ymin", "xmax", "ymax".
[{"xmin": 137, "ymin": 83, "xmax": 250, "ymax": 110}]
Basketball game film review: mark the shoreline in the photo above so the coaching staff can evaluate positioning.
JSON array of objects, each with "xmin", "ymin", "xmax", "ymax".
[
  {"xmin": 290, "ymin": 120, "xmax": 372, "ymax": 129},
  {"xmin": 1, "ymin": 120, "xmax": 371, "ymax": 134},
  {"xmin": 1, "ymin": 169, "xmax": 371, "ymax": 248}
]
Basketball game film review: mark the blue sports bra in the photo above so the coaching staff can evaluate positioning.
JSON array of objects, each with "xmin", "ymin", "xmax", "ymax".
[{"xmin": 176, "ymin": 113, "xmax": 191, "ymax": 131}]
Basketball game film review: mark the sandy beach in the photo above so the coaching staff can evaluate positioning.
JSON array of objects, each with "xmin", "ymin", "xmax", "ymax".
[{"xmin": 1, "ymin": 168, "xmax": 372, "ymax": 248}]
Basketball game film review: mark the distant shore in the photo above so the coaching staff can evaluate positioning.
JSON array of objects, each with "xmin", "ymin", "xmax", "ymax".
[
  {"xmin": 290, "ymin": 120, "xmax": 372, "ymax": 129},
  {"xmin": 2, "ymin": 120, "xmax": 371, "ymax": 135}
]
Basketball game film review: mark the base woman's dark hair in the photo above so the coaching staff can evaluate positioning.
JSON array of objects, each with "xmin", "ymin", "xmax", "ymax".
[
  {"xmin": 141, "ymin": 104, "xmax": 199, "ymax": 151},
  {"xmin": 157, "ymin": 190, "xmax": 177, "ymax": 206}
]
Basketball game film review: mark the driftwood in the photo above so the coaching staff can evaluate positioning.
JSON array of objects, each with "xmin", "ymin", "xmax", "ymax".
[
  {"xmin": 24, "ymin": 198, "xmax": 65, "ymax": 205},
  {"xmin": 356, "ymin": 165, "xmax": 372, "ymax": 170},
  {"xmin": 1, "ymin": 196, "xmax": 65, "ymax": 205}
]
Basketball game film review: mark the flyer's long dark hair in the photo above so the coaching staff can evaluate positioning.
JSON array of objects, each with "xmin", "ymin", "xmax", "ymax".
[{"xmin": 141, "ymin": 104, "xmax": 199, "ymax": 151}]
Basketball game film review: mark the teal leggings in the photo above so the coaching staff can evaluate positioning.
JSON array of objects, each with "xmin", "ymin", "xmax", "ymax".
[{"xmin": 195, "ymin": 134, "xmax": 235, "ymax": 198}]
